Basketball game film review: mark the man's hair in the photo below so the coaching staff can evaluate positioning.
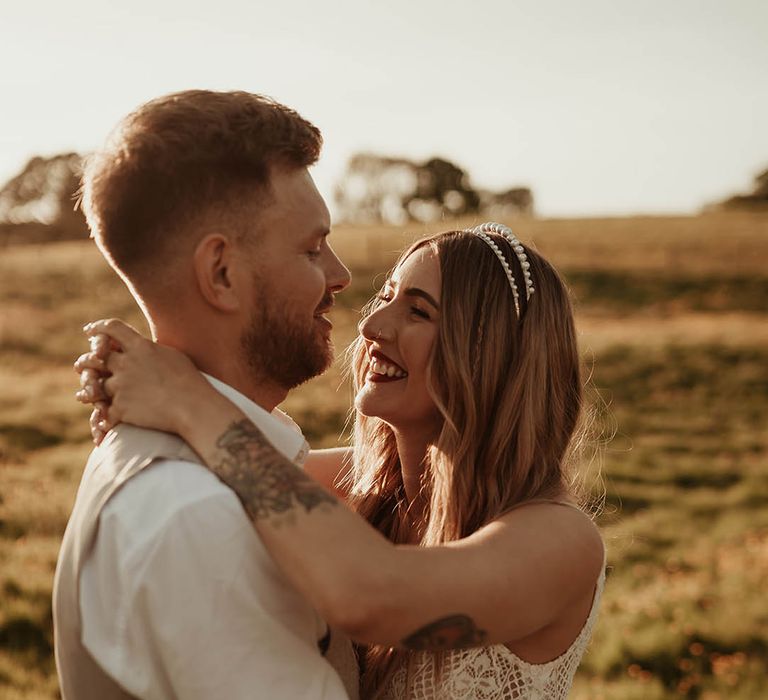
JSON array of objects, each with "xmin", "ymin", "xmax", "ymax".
[{"xmin": 81, "ymin": 90, "xmax": 322, "ymax": 293}]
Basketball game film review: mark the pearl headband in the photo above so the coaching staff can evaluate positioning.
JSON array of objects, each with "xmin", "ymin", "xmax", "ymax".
[{"xmin": 468, "ymin": 222, "xmax": 535, "ymax": 318}]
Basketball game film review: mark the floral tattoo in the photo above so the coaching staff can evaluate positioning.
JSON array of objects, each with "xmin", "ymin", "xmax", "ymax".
[
  {"xmin": 212, "ymin": 419, "xmax": 337, "ymax": 521},
  {"xmin": 402, "ymin": 614, "xmax": 488, "ymax": 651}
]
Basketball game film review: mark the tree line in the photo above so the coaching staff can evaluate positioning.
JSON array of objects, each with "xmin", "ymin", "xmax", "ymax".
[{"xmin": 1, "ymin": 151, "xmax": 766, "ymax": 246}]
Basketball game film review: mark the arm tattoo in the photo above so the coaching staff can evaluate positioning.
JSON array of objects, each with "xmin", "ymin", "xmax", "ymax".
[
  {"xmin": 212, "ymin": 419, "xmax": 337, "ymax": 522},
  {"xmin": 401, "ymin": 614, "xmax": 487, "ymax": 651}
]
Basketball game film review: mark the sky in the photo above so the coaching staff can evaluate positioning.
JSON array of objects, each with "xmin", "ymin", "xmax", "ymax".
[{"xmin": 1, "ymin": 0, "xmax": 767, "ymax": 218}]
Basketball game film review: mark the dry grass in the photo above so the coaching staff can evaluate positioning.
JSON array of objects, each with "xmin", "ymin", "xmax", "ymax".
[{"xmin": 330, "ymin": 211, "xmax": 768, "ymax": 274}]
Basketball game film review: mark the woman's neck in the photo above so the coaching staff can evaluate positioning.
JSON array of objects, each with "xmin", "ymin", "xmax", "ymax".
[{"xmin": 393, "ymin": 429, "xmax": 431, "ymax": 532}]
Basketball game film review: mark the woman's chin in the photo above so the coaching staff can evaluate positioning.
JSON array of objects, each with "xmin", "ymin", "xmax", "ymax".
[{"xmin": 354, "ymin": 390, "xmax": 386, "ymax": 420}]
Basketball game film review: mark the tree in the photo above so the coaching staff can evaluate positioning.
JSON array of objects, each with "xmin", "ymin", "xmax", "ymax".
[
  {"xmin": 402, "ymin": 157, "xmax": 480, "ymax": 221},
  {"xmin": 335, "ymin": 153, "xmax": 532, "ymax": 224},
  {"xmin": 479, "ymin": 187, "xmax": 534, "ymax": 219},
  {"xmin": 334, "ymin": 153, "xmax": 419, "ymax": 224},
  {"xmin": 721, "ymin": 166, "xmax": 768, "ymax": 210},
  {"xmin": 0, "ymin": 153, "xmax": 88, "ymax": 244}
]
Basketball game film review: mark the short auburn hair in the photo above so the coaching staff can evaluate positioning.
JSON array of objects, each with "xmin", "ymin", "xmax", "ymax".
[{"xmin": 81, "ymin": 90, "xmax": 322, "ymax": 290}]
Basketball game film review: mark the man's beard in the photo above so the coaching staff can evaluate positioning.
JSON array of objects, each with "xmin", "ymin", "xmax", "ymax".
[{"xmin": 240, "ymin": 291, "xmax": 334, "ymax": 390}]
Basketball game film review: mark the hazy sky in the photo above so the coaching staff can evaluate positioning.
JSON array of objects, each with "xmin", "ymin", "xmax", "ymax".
[{"xmin": 1, "ymin": 0, "xmax": 766, "ymax": 217}]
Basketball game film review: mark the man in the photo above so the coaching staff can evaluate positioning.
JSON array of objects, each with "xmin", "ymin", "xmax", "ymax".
[{"xmin": 53, "ymin": 90, "xmax": 355, "ymax": 699}]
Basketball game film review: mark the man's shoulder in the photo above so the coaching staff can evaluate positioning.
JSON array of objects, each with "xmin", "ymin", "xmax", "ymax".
[
  {"xmin": 90, "ymin": 424, "xmax": 246, "ymax": 548},
  {"xmin": 95, "ymin": 423, "xmax": 198, "ymax": 467},
  {"xmin": 102, "ymin": 454, "xmax": 241, "ymax": 533},
  {"xmin": 89, "ymin": 454, "xmax": 263, "ymax": 583},
  {"xmin": 84, "ymin": 424, "xmax": 257, "ymax": 569}
]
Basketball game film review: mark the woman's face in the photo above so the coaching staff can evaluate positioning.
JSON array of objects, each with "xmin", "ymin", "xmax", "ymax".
[{"xmin": 355, "ymin": 246, "xmax": 442, "ymax": 436}]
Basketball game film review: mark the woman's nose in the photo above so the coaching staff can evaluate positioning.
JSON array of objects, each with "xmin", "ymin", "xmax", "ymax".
[{"xmin": 359, "ymin": 306, "xmax": 394, "ymax": 342}]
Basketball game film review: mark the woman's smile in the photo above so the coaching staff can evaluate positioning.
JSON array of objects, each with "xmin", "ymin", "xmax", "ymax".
[{"xmin": 366, "ymin": 349, "xmax": 409, "ymax": 383}]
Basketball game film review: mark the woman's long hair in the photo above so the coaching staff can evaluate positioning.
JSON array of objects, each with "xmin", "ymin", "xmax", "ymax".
[{"xmin": 345, "ymin": 230, "xmax": 595, "ymax": 696}]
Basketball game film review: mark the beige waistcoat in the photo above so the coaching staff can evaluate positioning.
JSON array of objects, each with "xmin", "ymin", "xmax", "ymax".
[{"xmin": 53, "ymin": 424, "xmax": 203, "ymax": 700}]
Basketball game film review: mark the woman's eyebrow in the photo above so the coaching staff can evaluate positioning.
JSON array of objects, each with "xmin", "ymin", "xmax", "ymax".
[{"xmin": 403, "ymin": 287, "xmax": 440, "ymax": 310}]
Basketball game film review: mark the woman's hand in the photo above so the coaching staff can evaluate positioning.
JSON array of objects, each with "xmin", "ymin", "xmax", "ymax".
[
  {"xmin": 78, "ymin": 319, "xmax": 213, "ymax": 438},
  {"xmin": 75, "ymin": 333, "xmax": 117, "ymax": 445}
]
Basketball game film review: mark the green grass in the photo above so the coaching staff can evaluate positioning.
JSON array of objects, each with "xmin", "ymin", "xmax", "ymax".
[
  {"xmin": 1, "ymin": 213, "xmax": 767, "ymax": 699},
  {"xmin": 566, "ymin": 271, "xmax": 768, "ymax": 314},
  {"xmin": 576, "ymin": 343, "xmax": 768, "ymax": 698}
]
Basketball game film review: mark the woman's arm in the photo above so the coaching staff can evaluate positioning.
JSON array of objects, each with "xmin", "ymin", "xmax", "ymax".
[
  {"xmin": 175, "ymin": 414, "xmax": 604, "ymax": 651},
  {"xmin": 303, "ymin": 448, "xmax": 354, "ymax": 499},
  {"xmin": 89, "ymin": 320, "xmax": 604, "ymax": 652}
]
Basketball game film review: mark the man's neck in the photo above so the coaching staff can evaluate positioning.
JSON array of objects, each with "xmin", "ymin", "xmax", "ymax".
[
  {"xmin": 197, "ymin": 363, "xmax": 288, "ymax": 413},
  {"xmin": 153, "ymin": 328, "xmax": 287, "ymax": 413}
]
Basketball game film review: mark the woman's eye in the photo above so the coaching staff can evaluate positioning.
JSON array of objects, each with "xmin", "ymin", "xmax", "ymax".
[
  {"xmin": 307, "ymin": 249, "xmax": 321, "ymax": 260},
  {"xmin": 411, "ymin": 306, "xmax": 430, "ymax": 320}
]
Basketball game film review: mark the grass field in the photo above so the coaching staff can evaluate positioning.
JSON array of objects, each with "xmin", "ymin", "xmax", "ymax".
[{"xmin": 1, "ymin": 212, "xmax": 767, "ymax": 699}]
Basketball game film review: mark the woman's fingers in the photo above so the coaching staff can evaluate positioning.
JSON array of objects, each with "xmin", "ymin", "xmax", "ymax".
[
  {"xmin": 76, "ymin": 322, "xmax": 136, "ymax": 437},
  {"xmin": 89, "ymin": 402, "xmax": 116, "ymax": 445},
  {"xmin": 74, "ymin": 351, "xmax": 106, "ymax": 373},
  {"xmin": 79, "ymin": 368, "xmax": 98, "ymax": 389},
  {"xmin": 89, "ymin": 407, "xmax": 105, "ymax": 445},
  {"xmin": 88, "ymin": 333, "xmax": 115, "ymax": 359},
  {"xmin": 85, "ymin": 319, "xmax": 144, "ymax": 351},
  {"xmin": 76, "ymin": 367, "xmax": 110, "ymax": 404},
  {"xmin": 75, "ymin": 384, "xmax": 108, "ymax": 404},
  {"xmin": 74, "ymin": 346, "xmax": 112, "ymax": 407}
]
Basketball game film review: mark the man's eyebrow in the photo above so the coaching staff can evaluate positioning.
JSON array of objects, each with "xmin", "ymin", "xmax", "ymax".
[
  {"xmin": 307, "ymin": 226, "xmax": 331, "ymax": 240},
  {"xmin": 404, "ymin": 287, "xmax": 440, "ymax": 310}
]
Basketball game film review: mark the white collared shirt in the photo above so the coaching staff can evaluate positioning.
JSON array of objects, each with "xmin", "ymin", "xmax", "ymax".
[{"xmin": 80, "ymin": 376, "xmax": 348, "ymax": 699}]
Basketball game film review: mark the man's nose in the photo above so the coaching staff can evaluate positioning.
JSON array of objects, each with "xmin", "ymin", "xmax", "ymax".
[{"xmin": 326, "ymin": 247, "xmax": 351, "ymax": 293}]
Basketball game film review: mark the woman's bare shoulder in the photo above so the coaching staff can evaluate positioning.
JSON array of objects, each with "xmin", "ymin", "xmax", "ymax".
[{"xmin": 493, "ymin": 500, "xmax": 605, "ymax": 575}]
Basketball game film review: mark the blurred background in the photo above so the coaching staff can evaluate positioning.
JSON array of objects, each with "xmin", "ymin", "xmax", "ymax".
[{"xmin": 1, "ymin": 1, "xmax": 767, "ymax": 698}]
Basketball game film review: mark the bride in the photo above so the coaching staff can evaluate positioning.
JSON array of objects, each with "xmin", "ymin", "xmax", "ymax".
[{"xmin": 77, "ymin": 223, "xmax": 605, "ymax": 699}]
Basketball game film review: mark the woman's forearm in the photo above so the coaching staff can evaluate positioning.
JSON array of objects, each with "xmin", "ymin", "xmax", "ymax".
[{"xmin": 177, "ymin": 394, "xmax": 342, "ymax": 523}]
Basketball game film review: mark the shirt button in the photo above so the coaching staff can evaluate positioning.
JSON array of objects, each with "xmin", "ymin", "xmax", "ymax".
[{"xmin": 296, "ymin": 442, "xmax": 310, "ymax": 465}]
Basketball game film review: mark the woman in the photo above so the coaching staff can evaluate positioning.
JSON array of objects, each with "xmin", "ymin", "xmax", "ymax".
[{"xmin": 77, "ymin": 223, "xmax": 605, "ymax": 699}]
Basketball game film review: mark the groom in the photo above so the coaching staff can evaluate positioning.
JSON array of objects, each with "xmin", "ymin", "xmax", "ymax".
[{"xmin": 53, "ymin": 91, "xmax": 354, "ymax": 699}]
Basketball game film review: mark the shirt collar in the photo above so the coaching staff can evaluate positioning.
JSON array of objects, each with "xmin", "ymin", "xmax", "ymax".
[{"xmin": 201, "ymin": 373, "xmax": 309, "ymax": 466}]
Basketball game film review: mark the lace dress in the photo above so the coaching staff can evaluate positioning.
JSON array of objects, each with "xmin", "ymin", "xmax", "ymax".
[{"xmin": 375, "ymin": 563, "xmax": 606, "ymax": 700}]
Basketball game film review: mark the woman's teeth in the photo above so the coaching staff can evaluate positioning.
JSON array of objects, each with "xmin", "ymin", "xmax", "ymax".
[{"xmin": 370, "ymin": 358, "xmax": 408, "ymax": 378}]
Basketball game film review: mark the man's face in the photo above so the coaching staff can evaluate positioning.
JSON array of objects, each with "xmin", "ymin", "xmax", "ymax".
[{"xmin": 239, "ymin": 166, "xmax": 350, "ymax": 389}]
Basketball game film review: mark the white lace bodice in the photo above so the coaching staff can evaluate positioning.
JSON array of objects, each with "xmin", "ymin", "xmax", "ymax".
[{"xmin": 376, "ymin": 565, "xmax": 606, "ymax": 700}]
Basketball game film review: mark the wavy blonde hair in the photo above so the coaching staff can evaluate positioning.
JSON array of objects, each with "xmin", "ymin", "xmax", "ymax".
[{"xmin": 346, "ymin": 230, "xmax": 594, "ymax": 696}]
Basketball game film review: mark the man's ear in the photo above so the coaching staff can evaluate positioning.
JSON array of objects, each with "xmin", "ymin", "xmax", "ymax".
[{"xmin": 192, "ymin": 234, "xmax": 241, "ymax": 312}]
